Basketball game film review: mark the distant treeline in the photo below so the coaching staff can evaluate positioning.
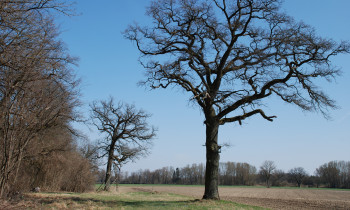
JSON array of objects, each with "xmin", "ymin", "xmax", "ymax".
[{"xmin": 112, "ymin": 160, "xmax": 350, "ymax": 189}]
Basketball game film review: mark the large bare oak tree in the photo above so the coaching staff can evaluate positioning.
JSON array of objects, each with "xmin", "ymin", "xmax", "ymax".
[
  {"xmin": 125, "ymin": 0, "xmax": 349, "ymax": 199},
  {"xmin": 90, "ymin": 98, "xmax": 156, "ymax": 191}
]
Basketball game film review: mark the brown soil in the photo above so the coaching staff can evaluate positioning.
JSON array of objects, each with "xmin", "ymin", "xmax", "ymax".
[{"xmin": 126, "ymin": 185, "xmax": 350, "ymax": 210}]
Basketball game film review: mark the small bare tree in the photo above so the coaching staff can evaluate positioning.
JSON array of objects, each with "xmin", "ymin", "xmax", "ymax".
[
  {"xmin": 289, "ymin": 167, "xmax": 308, "ymax": 188},
  {"xmin": 90, "ymin": 98, "xmax": 156, "ymax": 191},
  {"xmin": 259, "ymin": 160, "xmax": 276, "ymax": 188}
]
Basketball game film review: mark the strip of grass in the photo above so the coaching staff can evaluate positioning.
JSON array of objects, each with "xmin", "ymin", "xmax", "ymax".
[
  {"xmin": 23, "ymin": 191, "xmax": 267, "ymax": 209},
  {"xmin": 270, "ymin": 186, "xmax": 350, "ymax": 191},
  {"xmin": 219, "ymin": 185, "xmax": 350, "ymax": 191},
  {"xmin": 115, "ymin": 184, "xmax": 350, "ymax": 191}
]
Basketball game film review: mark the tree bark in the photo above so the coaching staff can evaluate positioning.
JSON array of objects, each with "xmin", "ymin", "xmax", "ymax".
[
  {"xmin": 104, "ymin": 146, "xmax": 114, "ymax": 191},
  {"xmin": 0, "ymin": 150, "xmax": 13, "ymax": 197},
  {"xmin": 203, "ymin": 110, "xmax": 220, "ymax": 200},
  {"xmin": 115, "ymin": 164, "xmax": 121, "ymax": 192},
  {"xmin": 0, "ymin": 169, "xmax": 9, "ymax": 197}
]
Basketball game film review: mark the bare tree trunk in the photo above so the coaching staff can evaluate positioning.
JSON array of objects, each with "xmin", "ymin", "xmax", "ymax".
[
  {"xmin": 0, "ymin": 169, "xmax": 9, "ymax": 197},
  {"xmin": 0, "ymin": 148, "xmax": 13, "ymax": 197},
  {"xmin": 203, "ymin": 110, "xmax": 220, "ymax": 200},
  {"xmin": 104, "ymin": 148, "xmax": 114, "ymax": 191},
  {"xmin": 114, "ymin": 164, "xmax": 121, "ymax": 192}
]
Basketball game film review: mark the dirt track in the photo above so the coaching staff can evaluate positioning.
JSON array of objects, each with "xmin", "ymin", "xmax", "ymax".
[{"xmin": 123, "ymin": 185, "xmax": 350, "ymax": 210}]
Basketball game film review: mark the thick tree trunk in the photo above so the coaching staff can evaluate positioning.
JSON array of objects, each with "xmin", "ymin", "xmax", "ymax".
[
  {"xmin": 297, "ymin": 181, "xmax": 301, "ymax": 188},
  {"xmin": 266, "ymin": 180, "xmax": 270, "ymax": 188},
  {"xmin": 202, "ymin": 112, "xmax": 220, "ymax": 200},
  {"xmin": 115, "ymin": 165, "xmax": 121, "ymax": 192},
  {"xmin": 104, "ymin": 147, "xmax": 114, "ymax": 191}
]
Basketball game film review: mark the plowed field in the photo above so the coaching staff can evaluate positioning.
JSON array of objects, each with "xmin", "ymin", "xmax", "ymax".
[{"xmin": 124, "ymin": 185, "xmax": 350, "ymax": 210}]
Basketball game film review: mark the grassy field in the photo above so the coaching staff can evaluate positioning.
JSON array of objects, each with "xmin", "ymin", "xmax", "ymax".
[
  {"xmin": 1, "ymin": 190, "xmax": 266, "ymax": 209},
  {"xmin": 2, "ymin": 184, "xmax": 349, "ymax": 209},
  {"xmin": 114, "ymin": 184, "xmax": 350, "ymax": 191}
]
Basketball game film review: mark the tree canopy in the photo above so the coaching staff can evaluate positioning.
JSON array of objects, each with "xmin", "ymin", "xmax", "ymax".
[
  {"xmin": 125, "ymin": 0, "xmax": 349, "ymax": 200},
  {"xmin": 90, "ymin": 98, "xmax": 156, "ymax": 191}
]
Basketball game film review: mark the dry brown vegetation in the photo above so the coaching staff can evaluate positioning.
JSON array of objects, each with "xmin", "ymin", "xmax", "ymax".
[
  {"xmin": 0, "ymin": 0, "xmax": 96, "ymax": 197},
  {"xmin": 0, "ymin": 187, "xmax": 258, "ymax": 209}
]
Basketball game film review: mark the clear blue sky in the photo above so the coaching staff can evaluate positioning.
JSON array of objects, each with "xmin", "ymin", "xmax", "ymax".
[{"xmin": 58, "ymin": 0, "xmax": 350, "ymax": 174}]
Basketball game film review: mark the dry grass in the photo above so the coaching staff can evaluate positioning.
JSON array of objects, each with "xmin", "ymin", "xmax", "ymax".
[
  {"xmin": 0, "ymin": 187, "xmax": 264, "ymax": 209},
  {"xmin": 6, "ymin": 185, "xmax": 348, "ymax": 209}
]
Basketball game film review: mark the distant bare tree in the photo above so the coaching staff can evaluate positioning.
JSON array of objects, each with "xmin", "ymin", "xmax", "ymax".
[
  {"xmin": 90, "ymin": 98, "xmax": 156, "ymax": 191},
  {"xmin": 259, "ymin": 160, "xmax": 276, "ymax": 188},
  {"xmin": 289, "ymin": 167, "xmax": 307, "ymax": 188},
  {"xmin": 125, "ymin": 0, "xmax": 349, "ymax": 199}
]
